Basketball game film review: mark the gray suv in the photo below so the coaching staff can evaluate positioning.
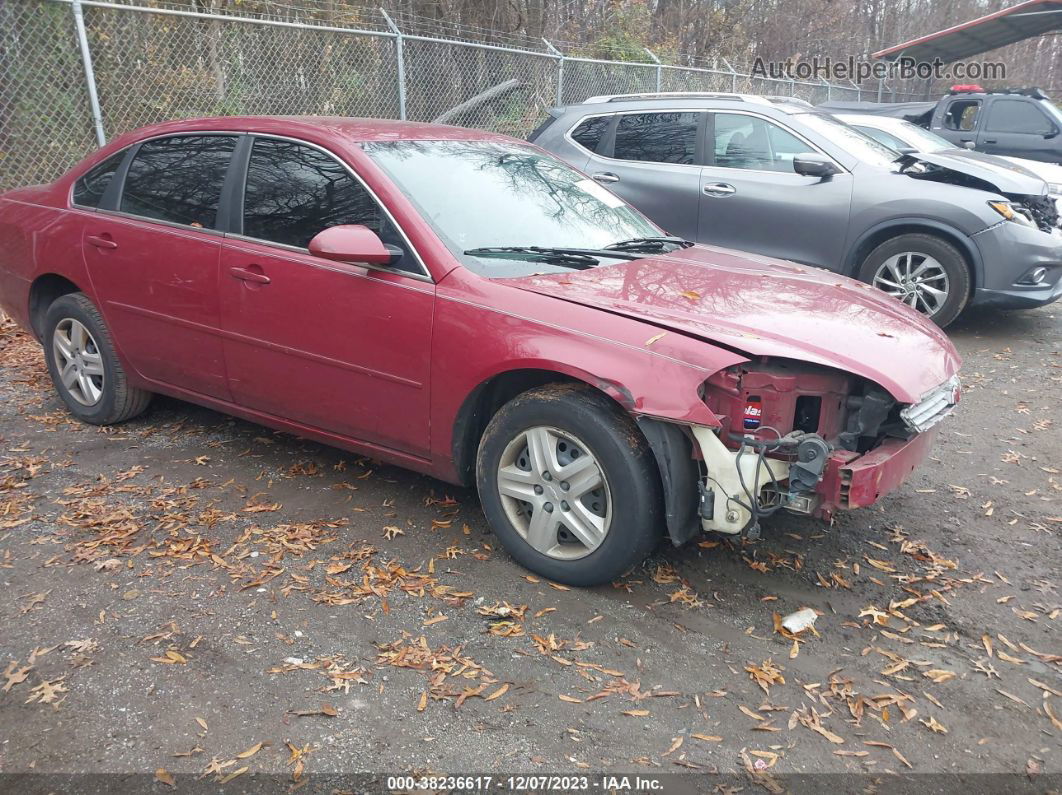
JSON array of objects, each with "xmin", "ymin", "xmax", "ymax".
[{"xmin": 531, "ymin": 92, "xmax": 1062, "ymax": 327}]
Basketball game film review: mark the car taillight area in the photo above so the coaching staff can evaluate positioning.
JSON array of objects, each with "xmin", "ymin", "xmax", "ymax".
[{"xmin": 690, "ymin": 359, "xmax": 956, "ymax": 539}]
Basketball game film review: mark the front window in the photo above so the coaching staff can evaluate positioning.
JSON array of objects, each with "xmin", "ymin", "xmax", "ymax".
[
  {"xmin": 795, "ymin": 113, "xmax": 899, "ymax": 168},
  {"xmin": 363, "ymin": 140, "xmax": 660, "ymax": 275},
  {"xmin": 711, "ymin": 113, "xmax": 812, "ymax": 172}
]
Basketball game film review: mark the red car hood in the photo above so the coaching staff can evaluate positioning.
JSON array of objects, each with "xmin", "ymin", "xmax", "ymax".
[{"xmin": 505, "ymin": 245, "xmax": 960, "ymax": 404}]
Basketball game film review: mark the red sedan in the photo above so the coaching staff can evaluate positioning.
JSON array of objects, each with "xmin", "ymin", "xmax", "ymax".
[{"xmin": 0, "ymin": 117, "xmax": 961, "ymax": 585}]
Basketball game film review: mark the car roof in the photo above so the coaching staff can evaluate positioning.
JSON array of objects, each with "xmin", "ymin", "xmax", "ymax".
[
  {"xmin": 568, "ymin": 93, "xmax": 812, "ymax": 115},
  {"xmin": 110, "ymin": 115, "xmax": 524, "ymax": 146}
]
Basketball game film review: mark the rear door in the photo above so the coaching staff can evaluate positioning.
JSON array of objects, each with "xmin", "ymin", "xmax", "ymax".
[
  {"xmin": 977, "ymin": 98, "xmax": 1060, "ymax": 161},
  {"xmin": 81, "ymin": 134, "xmax": 236, "ymax": 400},
  {"xmin": 697, "ymin": 111, "xmax": 852, "ymax": 269},
  {"xmin": 581, "ymin": 111, "xmax": 704, "ymax": 240},
  {"xmin": 218, "ymin": 136, "xmax": 434, "ymax": 456}
]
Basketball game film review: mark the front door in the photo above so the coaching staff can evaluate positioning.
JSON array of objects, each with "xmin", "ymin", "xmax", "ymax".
[
  {"xmin": 219, "ymin": 136, "xmax": 433, "ymax": 456},
  {"xmin": 977, "ymin": 98, "xmax": 1060, "ymax": 161},
  {"xmin": 82, "ymin": 134, "xmax": 237, "ymax": 400},
  {"xmin": 697, "ymin": 112, "xmax": 853, "ymax": 269}
]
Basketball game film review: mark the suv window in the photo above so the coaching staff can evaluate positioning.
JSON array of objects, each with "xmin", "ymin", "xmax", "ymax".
[
  {"xmin": 943, "ymin": 99, "xmax": 980, "ymax": 131},
  {"xmin": 569, "ymin": 116, "xmax": 610, "ymax": 153},
  {"xmin": 712, "ymin": 113, "xmax": 808, "ymax": 172},
  {"xmin": 73, "ymin": 150, "xmax": 126, "ymax": 209},
  {"xmin": 120, "ymin": 135, "xmax": 236, "ymax": 228},
  {"xmin": 985, "ymin": 100, "xmax": 1054, "ymax": 134},
  {"xmin": 241, "ymin": 138, "xmax": 412, "ymax": 270},
  {"xmin": 613, "ymin": 112, "xmax": 699, "ymax": 164}
]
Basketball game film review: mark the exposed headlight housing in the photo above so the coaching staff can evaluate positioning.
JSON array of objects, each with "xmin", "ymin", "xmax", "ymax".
[
  {"xmin": 900, "ymin": 375, "xmax": 961, "ymax": 433},
  {"xmin": 988, "ymin": 200, "xmax": 1035, "ymax": 227}
]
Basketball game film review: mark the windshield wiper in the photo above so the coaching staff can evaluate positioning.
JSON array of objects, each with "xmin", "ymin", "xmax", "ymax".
[
  {"xmin": 464, "ymin": 246, "xmax": 602, "ymax": 269},
  {"xmin": 605, "ymin": 235, "xmax": 693, "ymax": 253},
  {"xmin": 464, "ymin": 245, "xmax": 646, "ymax": 268}
]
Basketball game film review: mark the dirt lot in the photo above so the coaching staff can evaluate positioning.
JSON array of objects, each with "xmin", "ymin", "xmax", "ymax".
[{"xmin": 0, "ymin": 305, "xmax": 1059, "ymax": 793}]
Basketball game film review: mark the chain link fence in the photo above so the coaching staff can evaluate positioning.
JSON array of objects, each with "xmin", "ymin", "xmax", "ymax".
[{"xmin": 1, "ymin": 0, "xmax": 906, "ymax": 191}]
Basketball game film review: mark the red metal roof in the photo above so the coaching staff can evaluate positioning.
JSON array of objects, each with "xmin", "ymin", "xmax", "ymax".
[{"xmin": 873, "ymin": 0, "xmax": 1062, "ymax": 62}]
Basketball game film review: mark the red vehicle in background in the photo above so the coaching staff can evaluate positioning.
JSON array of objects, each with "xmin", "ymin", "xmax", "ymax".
[{"xmin": 0, "ymin": 117, "xmax": 960, "ymax": 585}]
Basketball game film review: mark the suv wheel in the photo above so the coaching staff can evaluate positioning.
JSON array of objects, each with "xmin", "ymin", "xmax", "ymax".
[
  {"xmin": 476, "ymin": 384, "xmax": 661, "ymax": 586},
  {"xmin": 43, "ymin": 293, "xmax": 152, "ymax": 425},
  {"xmin": 857, "ymin": 233, "xmax": 970, "ymax": 327}
]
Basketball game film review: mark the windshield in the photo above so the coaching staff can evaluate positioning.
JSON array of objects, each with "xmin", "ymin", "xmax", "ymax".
[
  {"xmin": 796, "ymin": 112, "xmax": 901, "ymax": 168},
  {"xmin": 893, "ymin": 121, "xmax": 954, "ymax": 152},
  {"xmin": 363, "ymin": 140, "xmax": 661, "ymax": 275}
]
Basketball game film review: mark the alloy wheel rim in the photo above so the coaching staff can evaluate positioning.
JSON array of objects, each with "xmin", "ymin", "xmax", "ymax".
[
  {"xmin": 873, "ymin": 252, "xmax": 950, "ymax": 317},
  {"xmin": 496, "ymin": 426, "xmax": 612, "ymax": 561},
  {"xmin": 52, "ymin": 318, "xmax": 105, "ymax": 406}
]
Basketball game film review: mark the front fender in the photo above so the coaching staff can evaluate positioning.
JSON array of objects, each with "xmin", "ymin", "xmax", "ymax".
[{"xmin": 431, "ymin": 273, "xmax": 749, "ymax": 482}]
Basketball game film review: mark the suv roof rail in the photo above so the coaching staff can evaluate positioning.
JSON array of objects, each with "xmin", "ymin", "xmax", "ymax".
[
  {"xmin": 581, "ymin": 91, "xmax": 771, "ymax": 105},
  {"xmin": 762, "ymin": 95, "xmax": 815, "ymax": 108}
]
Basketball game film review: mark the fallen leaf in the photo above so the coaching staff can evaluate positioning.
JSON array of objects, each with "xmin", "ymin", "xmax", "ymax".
[{"xmin": 154, "ymin": 768, "xmax": 176, "ymax": 789}]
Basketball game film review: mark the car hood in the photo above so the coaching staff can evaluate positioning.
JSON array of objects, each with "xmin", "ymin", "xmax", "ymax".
[
  {"xmin": 505, "ymin": 245, "xmax": 960, "ymax": 404},
  {"xmin": 907, "ymin": 150, "xmax": 1048, "ymax": 196}
]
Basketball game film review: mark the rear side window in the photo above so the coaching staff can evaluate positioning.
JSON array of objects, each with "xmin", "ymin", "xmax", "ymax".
[
  {"xmin": 569, "ymin": 116, "xmax": 610, "ymax": 153},
  {"xmin": 985, "ymin": 100, "xmax": 1054, "ymax": 134},
  {"xmin": 72, "ymin": 150, "xmax": 125, "ymax": 208},
  {"xmin": 242, "ymin": 138, "xmax": 390, "ymax": 250},
  {"xmin": 613, "ymin": 112, "xmax": 699, "ymax": 164},
  {"xmin": 120, "ymin": 135, "xmax": 237, "ymax": 228}
]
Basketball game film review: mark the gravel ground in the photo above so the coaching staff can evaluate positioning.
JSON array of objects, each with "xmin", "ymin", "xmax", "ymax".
[{"xmin": 0, "ymin": 305, "xmax": 1059, "ymax": 794}]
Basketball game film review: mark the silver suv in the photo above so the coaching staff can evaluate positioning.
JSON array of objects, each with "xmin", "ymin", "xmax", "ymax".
[{"xmin": 530, "ymin": 92, "xmax": 1062, "ymax": 327}]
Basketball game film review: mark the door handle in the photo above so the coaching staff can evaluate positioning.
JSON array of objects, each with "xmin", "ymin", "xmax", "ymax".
[
  {"xmin": 983, "ymin": 138, "xmax": 997, "ymax": 144},
  {"xmin": 229, "ymin": 266, "xmax": 271, "ymax": 285},
  {"xmin": 703, "ymin": 182, "xmax": 736, "ymax": 197},
  {"xmin": 86, "ymin": 234, "xmax": 118, "ymax": 250},
  {"xmin": 591, "ymin": 172, "xmax": 620, "ymax": 184}
]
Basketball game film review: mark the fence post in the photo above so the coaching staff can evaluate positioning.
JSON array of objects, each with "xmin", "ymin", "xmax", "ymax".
[
  {"xmin": 543, "ymin": 39, "xmax": 563, "ymax": 106},
  {"xmin": 721, "ymin": 57, "xmax": 738, "ymax": 92},
  {"xmin": 877, "ymin": 77, "xmax": 884, "ymax": 102},
  {"xmin": 71, "ymin": 0, "xmax": 106, "ymax": 147},
  {"xmin": 644, "ymin": 47, "xmax": 661, "ymax": 92},
  {"xmin": 380, "ymin": 9, "xmax": 406, "ymax": 120},
  {"xmin": 821, "ymin": 78, "xmax": 832, "ymax": 101}
]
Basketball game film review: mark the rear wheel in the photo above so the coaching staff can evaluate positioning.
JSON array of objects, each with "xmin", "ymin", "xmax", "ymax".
[
  {"xmin": 43, "ymin": 293, "xmax": 151, "ymax": 425},
  {"xmin": 476, "ymin": 384, "xmax": 661, "ymax": 586},
  {"xmin": 857, "ymin": 233, "xmax": 970, "ymax": 327}
]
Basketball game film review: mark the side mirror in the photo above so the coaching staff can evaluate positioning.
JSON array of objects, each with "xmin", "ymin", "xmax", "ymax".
[
  {"xmin": 308, "ymin": 224, "xmax": 399, "ymax": 266},
  {"xmin": 793, "ymin": 153, "xmax": 840, "ymax": 178},
  {"xmin": 1044, "ymin": 127, "xmax": 1059, "ymax": 140},
  {"xmin": 963, "ymin": 140, "xmax": 976, "ymax": 150},
  {"xmin": 896, "ymin": 145, "xmax": 917, "ymax": 155}
]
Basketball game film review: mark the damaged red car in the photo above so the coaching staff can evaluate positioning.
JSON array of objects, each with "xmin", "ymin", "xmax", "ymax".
[{"xmin": 0, "ymin": 117, "xmax": 961, "ymax": 585}]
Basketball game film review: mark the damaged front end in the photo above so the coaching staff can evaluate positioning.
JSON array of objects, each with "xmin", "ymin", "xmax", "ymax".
[
  {"xmin": 638, "ymin": 359, "xmax": 960, "ymax": 545},
  {"xmin": 901, "ymin": 156, "xmax": 1061, "ymax": 234}
]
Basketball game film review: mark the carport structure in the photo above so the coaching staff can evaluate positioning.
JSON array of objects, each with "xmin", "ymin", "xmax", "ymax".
[{"xmin": 872, "ymin": 0, "xmax": 1062, "ymax": 63}]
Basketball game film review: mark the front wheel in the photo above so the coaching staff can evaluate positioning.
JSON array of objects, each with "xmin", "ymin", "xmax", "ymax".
[
  {"xmin": 476, "ymin": 384, "xmax": 662, "ymax": 586},
  {"xmin": 857, "ymin": 233, "xmax": 971, "ymax": 328}
]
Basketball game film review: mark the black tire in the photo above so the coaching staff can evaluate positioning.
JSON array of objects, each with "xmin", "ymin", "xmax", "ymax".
[
  {"xmin": 857, "ymin": 233, "xmax": 971, "ymax": 328},
  {"xmin": 43, "ymin": 293, "xmax": 152, "ymax": 425},
  {"xmin": 476, "ymin": 383, "xmax": 662, "ymax": 586}
]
